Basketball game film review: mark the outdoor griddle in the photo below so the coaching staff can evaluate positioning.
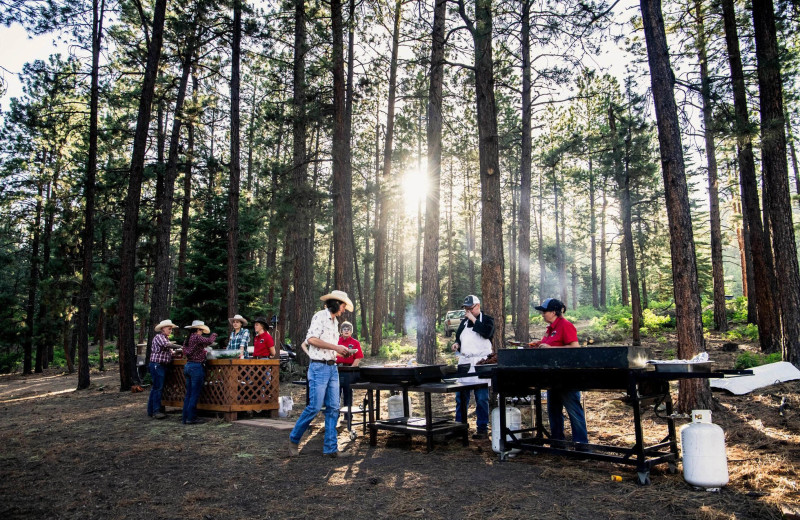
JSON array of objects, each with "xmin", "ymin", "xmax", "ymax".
[{"xmin": 487, "ymin": 347, "xmax": 748, "ymax": 485}]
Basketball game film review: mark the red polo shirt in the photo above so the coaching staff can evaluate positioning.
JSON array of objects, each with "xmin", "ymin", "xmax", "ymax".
[
  {"xmin": 253, "ymin": 331, "xmax": 275, "ymax": 358},
  {"xmin": 540, "ymin": 316, "xmax": 578, "ymax": 346}
]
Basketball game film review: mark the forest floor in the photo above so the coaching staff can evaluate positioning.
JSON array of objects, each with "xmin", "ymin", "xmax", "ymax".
[{"xmin": 0, "ymin": 328, "xmax": 798, "ymax": 520}]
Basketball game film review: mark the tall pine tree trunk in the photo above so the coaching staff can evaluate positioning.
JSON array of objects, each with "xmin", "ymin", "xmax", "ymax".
[
  {"xmin": 721, "ymin": 0, "xmax": 781, "ymax": 351},
  {"xmin": 752, "ymin": 0, "xmax": 800, "ymax": 365},
  {"xmin": 287, "ymin": 0, "xmax": 315, "ymax": 351},
  {"xmin": 371, "ymin": 0, "xmax": 402, "ymax": 355},
  {"xmin": 118, "ymin": 0, "xmax": 168, "ymax": 390},
  {"xmin": 77, "ymin": 0, "xmax": 104, "ymax": 388},
  {"xmin": 417, "ymin": 0, "xmax": 445, "ymax": 363},
  {"xmin": 694, "ymin": 0, "xmax": 727, "ymax": 331},
  {"xmin": 332, "ymin": 0, "xmax": 356, "ymax": 313},
  {"xmin": 227, "ymin": 0, "xmax": 242, "ymax": 320},
  {"xmin": 466, "ymin": 0, "xmax": 505, "ymax": 352},
  {"xmin": 515, "ymin": 0, "xmax": 532, "ymax": 340},
  {"xmin": 640, "ymin": 0, "xmax": 709, "ymax": 411}
]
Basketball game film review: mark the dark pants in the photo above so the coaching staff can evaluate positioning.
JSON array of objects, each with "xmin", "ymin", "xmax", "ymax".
[
  {"xmin": 182, "ymin": 362, "xmax": 205, "ymax": 423},
  {"xmin": 547, "ymin": 390, "xmax": 589, "ymax": 444},
  {"xmin": 147, "ymin": 362, "xmax": 166, "ymax": 416}
]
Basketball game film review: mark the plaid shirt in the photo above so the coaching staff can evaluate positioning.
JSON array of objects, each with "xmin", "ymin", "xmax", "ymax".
[
  {"xmin": 184, "ymin": 333, "xmax": 217, "ymax": 363},
  {"xmin": 227, "ymin": 328, "xmax": 250, "ymax": 353},
  {"xmin": 150, "ymin": 333, "xmax": 173, "ymax": 364}
]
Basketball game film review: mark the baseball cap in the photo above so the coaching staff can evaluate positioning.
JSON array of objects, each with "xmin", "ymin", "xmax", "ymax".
[
  {"xmin": 534, "ymin": 298, "xmax": 564, "ymax": 312},
  {"xmin": 462, "ymin": 295, "xmax": 480, "ymax": 307}
]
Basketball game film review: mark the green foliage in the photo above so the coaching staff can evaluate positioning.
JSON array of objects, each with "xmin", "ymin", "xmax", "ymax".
[
  {"xmin": 662, "ymin": 347, "xmax": 676, "ymax": 359},
  {"xmin": 734, "ymin": 351, "xmax": 782, "ymax": 369},
  {"xmin": 726, "ymin": 323, "xmax": 760, "ymax": 342},
  {"xmin": 0, "ymin": 350, "xmax": 23, "ymax": 374},
  {"xmin": 728, "ymin": 296, "xmax": 749, "ymax": 323},
  {"xmin": 379, "ymin": 339, "xmax": 417, "ymax": 360},
  {"xmin": 641, "ymin": 308, "xmax": 673, "ymax": 336}
]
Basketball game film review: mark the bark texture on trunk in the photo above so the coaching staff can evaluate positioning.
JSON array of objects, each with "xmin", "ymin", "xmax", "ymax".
[
  {"xmin": 459, "ymin": 0, "xmax": 504, "ymax": 352},
  {"xmin": 332, "ymin": 0, "xmax": 356, "ymax": 318},
  {"xmin": 371, "ymin": 0, "xmax": 402, "ymax": 355},
  {"xmin": 417, "ymin": 0, "xmax": 446, "ymax": 364},
  {"xmin": 720, "ymin": 0, "xmax": 781, "ymax": 352},
  {"xmin": 287, "ymin": 0, "xmax": 315, "ymax": 351},
  {"xmin": 77, "ymin": 0, "xmax": 104, "ymax": 389},
  {"xmin": 640, "ymin": 0, "xmax": 710, "ymax": 411},
  {"xmin": 118, "ymin": 0, "xmax": 168, "ymax": 390},
  {"xmin": 752, "ymin": 0, "xmax": 800, "ymax": 365},
  {"xmin": 694, "ymin": 0, "xmax": 727, "ymax": 332},
  {"xmin": 515, "ymin": 0, "xmax": 532, "ymax": 341},
  {"xmin": 227, "ymin": 0, "xmax": 242, "ymax": 320}
]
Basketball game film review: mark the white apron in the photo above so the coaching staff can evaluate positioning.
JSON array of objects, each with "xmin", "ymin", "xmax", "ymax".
[{"xmin": 457, "ymin": 322, "xmax": 493, "ymax": 385}]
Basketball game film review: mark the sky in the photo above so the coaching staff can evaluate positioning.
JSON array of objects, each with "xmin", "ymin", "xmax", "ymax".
[{"xmin": 0, "ymin": 24, "xmax": 66, "ymax": 109}]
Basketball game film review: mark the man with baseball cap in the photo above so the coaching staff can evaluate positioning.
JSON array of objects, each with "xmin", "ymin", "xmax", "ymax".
[{"xmin": 450, "ymin": 294, "xmax": 493, "ymax": 439}]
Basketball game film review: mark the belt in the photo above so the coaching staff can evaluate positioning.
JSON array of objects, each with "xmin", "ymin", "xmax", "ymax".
[{"xmin": 310, "ymin": 359, "xmax": 336, "ymax": 365}]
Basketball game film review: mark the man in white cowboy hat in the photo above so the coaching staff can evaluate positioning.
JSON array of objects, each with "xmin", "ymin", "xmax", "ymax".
[
  {"xmin": 148, "ymin": 319, "xmax": 178, "ymax": 419},
  {"xmin": 227, "ymin": 314, "xmax": 250, "ymax": 358},
  {"xmin": 288, "ymin": 290, "xmax": 354, "ymax": 458}
]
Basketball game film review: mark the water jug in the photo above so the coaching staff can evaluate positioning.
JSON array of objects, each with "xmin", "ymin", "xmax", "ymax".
[{"xmin": 491, "ymin": 406, "xmax": 522, "ymax": 455}]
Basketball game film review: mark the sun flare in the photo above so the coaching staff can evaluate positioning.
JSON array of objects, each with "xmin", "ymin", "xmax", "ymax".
[{"xmin": 401, "ymin": 167, "xmax": 429, "ymax": 216}]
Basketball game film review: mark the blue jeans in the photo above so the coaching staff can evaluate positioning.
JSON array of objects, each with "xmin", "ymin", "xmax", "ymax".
[
  {"xmin": 547, "ymin": 390, "xmax": 589, "ymax": 444},
  {"xmin": 147, "ymin": 362, "xmax": 166, "ymax": 416},
  {"xmin": 289, "ymin": 362, "xmax": 340, "ymax": 454},
  {"xmin": 455, "ymin": 386, "xmax": 489, "ymax": 432},
  {"xmin": 182, "ymin": 362, "xmax": 205, "ymax": 423}
]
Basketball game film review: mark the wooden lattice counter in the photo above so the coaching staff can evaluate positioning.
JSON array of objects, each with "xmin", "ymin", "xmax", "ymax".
[{"xmin": 162, "ymin": 359, "xmax": 280, "ymax": 421}]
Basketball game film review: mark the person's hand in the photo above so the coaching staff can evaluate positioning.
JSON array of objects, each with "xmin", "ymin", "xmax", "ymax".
[
  {"xmin": 452, "ymin": 343, "xmax": 460, "ymax": 352},
  {"xmin": 464, "ymin": 309, "xmax": 475, "ymax": 322},
  {"xmin": 337, "ymin": 345, "xmax": 349, "ymax": 356}
]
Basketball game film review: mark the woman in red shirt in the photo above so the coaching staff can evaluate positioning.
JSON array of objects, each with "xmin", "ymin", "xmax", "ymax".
[
  {"xmin": 252, "ymin": 316, "xmax": 276, "ymax": 359},
  {"xmin": 530, "ymin": 298, "xmax": 588, "ymax": 447},
  {"xmin": 336, "ymin": 321, "xmax": 363, "ymax": 366}
]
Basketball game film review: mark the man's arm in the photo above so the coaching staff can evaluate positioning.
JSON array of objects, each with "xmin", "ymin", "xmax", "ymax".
[
  {"xmin": 472, "ymin": 314, "xmax": 494, "ymax": 340},
  {"xmin": 308, "ymin": 336, "xmax": 349, "ymax": 356}
]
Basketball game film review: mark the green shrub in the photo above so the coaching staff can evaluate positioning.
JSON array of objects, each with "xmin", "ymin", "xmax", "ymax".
[
  {"xmin": 728, "ymin": 296, "xmax": 749, "ymax": 323},
  {"xmin": 642, "ymin": 308, "xmax": 672, "ymax": 333},
  {"xmin": 0, "ymin": 350, "xmax": 22, "ymax": 373},
  {"xmin": 379, "ymin": 339, "xmax": 417, "ymax": 360},
  {"xmin": 726, "ymin": 323, "xmax": 759, "ymax": 342},
  {"xmin": 662, "ymin": 348, "xmax": 677, "ymax": 359},
  {"xmin": 735, "ymin": 351, "xmax": 782, "ymax": 369}
]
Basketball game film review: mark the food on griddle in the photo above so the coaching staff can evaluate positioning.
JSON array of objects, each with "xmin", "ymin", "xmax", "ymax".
[{"xmin": 476, "ymin": 353, "xmax": 497, "ymax": 365}]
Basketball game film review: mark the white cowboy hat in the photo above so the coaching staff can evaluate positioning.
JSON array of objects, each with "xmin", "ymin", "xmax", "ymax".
[
  {"xmin": 320, "ymin": 290, "xmax": 354, "ymax": 312},
  {"xmin": 154, "ymin": 319, "xmax": 178, "ymax": 332},
  {"xmin": 184, "ymin": 320, "xmax": 210, "ymax": 334},
  {"xmin": 228, "ymin": 314, "xmax": 248, "ymax": 326}
]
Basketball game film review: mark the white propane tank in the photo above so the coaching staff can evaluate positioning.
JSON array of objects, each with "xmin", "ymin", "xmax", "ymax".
[
  {"xmin": 387, "ymin": 394, "xmax": 410, "ymax": 419},
  {"xmin": 491, "ymin": 406, "xmax": 522, "ymax": 455},
  {"xmin": 680, "ymin": 409, "xmax": 729, "ymax": 490}
]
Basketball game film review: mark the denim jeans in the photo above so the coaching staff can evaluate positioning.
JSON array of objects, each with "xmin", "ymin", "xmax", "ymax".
[
  {"xmin": 182, "ymin": 362, "xmax": 205, "ymax": 423},
  {"xmin": 547, "ymin": 389, "xmax": 589, "ymax": 444},
  {"xmin": 455, "ymin": 386, "xmax": 490, "ymax": 432},
  {"xmin": 147, "ymin": 362, "xmax": 166, "ymax": 416},
  {"xmin": 289, "ymin": 362, "xmax": 340, "ymax": 454}
]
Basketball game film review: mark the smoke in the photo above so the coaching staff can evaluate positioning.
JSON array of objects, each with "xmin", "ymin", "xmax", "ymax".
[{"xmin": 404, "ymin": 303, "xmax": 419, "ymax": 336}]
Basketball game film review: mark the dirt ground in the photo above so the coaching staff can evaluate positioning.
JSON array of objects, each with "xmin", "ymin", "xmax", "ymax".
[{"xmin": 1, "ymin": 333, "xmax": 798, "ymax": 520}]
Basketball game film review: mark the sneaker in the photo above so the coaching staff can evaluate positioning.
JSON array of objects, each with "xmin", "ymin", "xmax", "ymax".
[
  {"xmin": 184, "ymin": 418, "xmax": 205, "ymax": 425},
  {"xmin": 472, "ymin": 431, "xmax": 489, "ymax": 440},
  {"xmin": 154, "ymin": 412, "xmax": 167, "ymax": 420},
  {"xmin": 287, "ymin": 441, "xmax": 299, "ymax": 457}
]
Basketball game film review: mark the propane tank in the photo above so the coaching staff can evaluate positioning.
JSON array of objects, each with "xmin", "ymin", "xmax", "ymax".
[
  {"xmin": 680, "ymin": 409, "xmax": 729, "ymax": 490},
  {"xmin": 387, "ymin": 393, "xmax": 410, "ymax": 419},
  {"xmin": 491, "ymin": 405, "xmax": 522, "ymax": 455}
]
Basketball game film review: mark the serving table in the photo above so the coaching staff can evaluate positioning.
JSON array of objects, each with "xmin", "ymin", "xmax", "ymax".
[
  {"xmin": 489, "ymin": 365, "xmax": 743, "ymax": 485},
  {"xmin": 162, "ymin": 358, "xmax": 279, "ymax": 421},
  {"xmin": 351, "ymin": 380, "xmax": 488, "ymax": 451}
]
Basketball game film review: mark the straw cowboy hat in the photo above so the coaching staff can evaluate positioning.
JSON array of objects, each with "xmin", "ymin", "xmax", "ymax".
[
  {"xmin": 320, "ymin": 290, "xmax": 354, "ymax": 312},
  {"xmin": 185, "ymin": 320, "xmax": 211, "ymax": 334},
  {"xmin": 228, "ymin": 314, "xmax": 248, "ymax": 326},
  {"xmin": 154, "ymin": 319, "xmax": 178, "ymax": 332}
]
